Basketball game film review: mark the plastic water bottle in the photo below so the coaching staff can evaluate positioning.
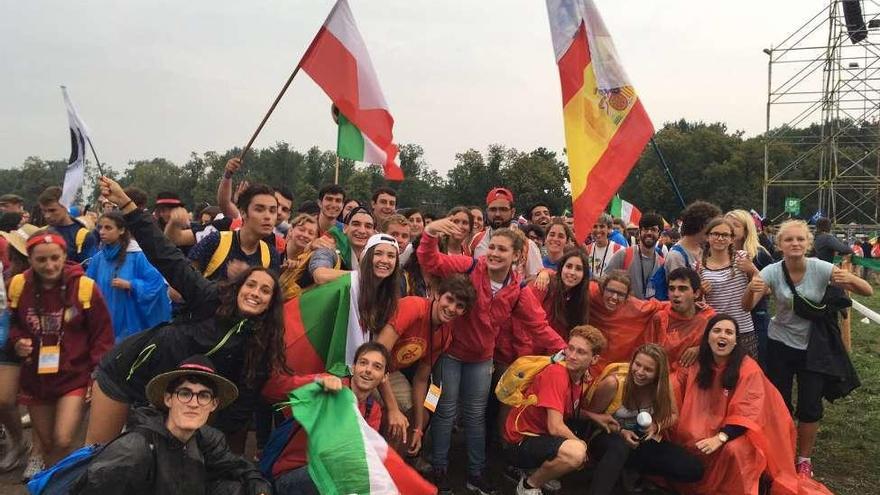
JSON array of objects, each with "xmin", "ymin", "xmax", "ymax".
[{"xmin": 636, "ymin": 411, "xmax": 653, "ymax": 439}]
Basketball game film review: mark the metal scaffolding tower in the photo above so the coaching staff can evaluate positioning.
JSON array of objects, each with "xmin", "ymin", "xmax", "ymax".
[{"xmin": 764, "ymin": 0, "xmax": 880, "ymax": 229}]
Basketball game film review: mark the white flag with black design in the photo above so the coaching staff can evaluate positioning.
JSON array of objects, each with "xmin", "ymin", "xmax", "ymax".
[{"xmin": 60, "ymin": 86, "xmax": 93, "ymax": 207}]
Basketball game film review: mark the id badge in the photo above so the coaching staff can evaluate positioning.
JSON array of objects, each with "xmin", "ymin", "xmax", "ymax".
[
  {"xmin": 38, "ymin": 345, "xmax": 60, "ymax": 375},
  {"xmin": 423, "ymin": 383, "xmax": 442, "ymax": 413}
]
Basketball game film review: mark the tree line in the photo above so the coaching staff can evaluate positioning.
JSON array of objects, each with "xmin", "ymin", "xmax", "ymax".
[{"xmin": 1, "ymin": 119, "xmax": 863, "ymax": 221}]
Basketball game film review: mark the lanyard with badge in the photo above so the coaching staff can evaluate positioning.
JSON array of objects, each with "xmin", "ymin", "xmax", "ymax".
[
  {"xmin": 423, "ymin": 308, "xmax": 442, "ymax": 412},
  {"xmin": 34, "ymin": 284, "xmax": 67, "ymax": 375},
  {"xmin": 637, "ymin": 248, "xmax": 657, "ymax": 298}
]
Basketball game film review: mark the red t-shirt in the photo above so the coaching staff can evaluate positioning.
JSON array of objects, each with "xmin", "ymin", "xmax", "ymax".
[
  {"xmin": 387, "ymin": 296, "xmax": 451, "ymax": 371},
  {"xmin": 272, "ymin": 374, "xmax": 382, "ymax": 477},
  {"xmin": 503, "ymin": 363, "xmax": 585, "ymax": 444}
]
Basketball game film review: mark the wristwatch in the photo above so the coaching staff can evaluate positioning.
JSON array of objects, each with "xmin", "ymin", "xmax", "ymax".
[{"xmin": 717, "ymin": 431, "xmax": 729, "ymax": 443}]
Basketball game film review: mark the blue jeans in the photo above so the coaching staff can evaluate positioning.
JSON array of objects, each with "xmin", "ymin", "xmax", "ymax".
[
  {"xmin": 430, "ymin": 354, "xmax": 493, "ymax": 476},
  {"xmin": 274, "ymin": 466, "xmax": 318, "ymax": 495}
]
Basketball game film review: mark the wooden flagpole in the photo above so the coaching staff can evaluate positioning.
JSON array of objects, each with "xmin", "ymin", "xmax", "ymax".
[
  {"xmin": 334, "ymin": 155, "xmax": 340, "ymax": 184},
  {"xmin": 238, "ymin": 2, "xmax": 339, "ymax": 161}
]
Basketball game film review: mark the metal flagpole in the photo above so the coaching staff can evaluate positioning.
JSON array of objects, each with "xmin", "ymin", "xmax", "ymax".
[{"xmin": 650, "ymin": 137, "xmax": 686, "ymax": 209}]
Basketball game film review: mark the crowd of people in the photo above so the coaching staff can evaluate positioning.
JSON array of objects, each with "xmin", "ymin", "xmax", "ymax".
[{"xmin": 0, "ymin": 156, "xmax": 872, "ymax": 495}]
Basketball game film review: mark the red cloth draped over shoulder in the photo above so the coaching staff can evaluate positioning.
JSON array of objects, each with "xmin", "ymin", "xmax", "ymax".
[
  {"xmin": 671, "ymin": 357, "xmax": 834, "ymax": 495},
  {"xmin": 588, "ymin": 281, "xmax": 665, "ymax": 374},
  {"xmin": 649, "ymin": 304, "xmax": 716, "ymax": 374}
]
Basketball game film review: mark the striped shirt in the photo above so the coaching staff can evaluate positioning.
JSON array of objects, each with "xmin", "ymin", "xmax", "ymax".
[{"xmin": 701, "ymin": 264, "xmax": 755, "ymax": 334}]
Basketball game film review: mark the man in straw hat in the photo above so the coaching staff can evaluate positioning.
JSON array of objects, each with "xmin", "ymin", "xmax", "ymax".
[{"xmin": 72, "ymin": 355, "xmax": 270, "ymax": 494}]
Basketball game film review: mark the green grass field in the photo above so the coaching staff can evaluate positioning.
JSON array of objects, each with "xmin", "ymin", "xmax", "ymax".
[{"xmin": 813, "ymin": 291, "xmax": 880, "ymax": 493}]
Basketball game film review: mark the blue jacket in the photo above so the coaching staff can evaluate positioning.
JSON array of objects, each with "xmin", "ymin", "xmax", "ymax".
[{"xmin": 86, "ymin": 242, "xmax": 171, "ymax": 342}]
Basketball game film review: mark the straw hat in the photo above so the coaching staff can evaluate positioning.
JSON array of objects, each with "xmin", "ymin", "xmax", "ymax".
[
  {"xmin": 0, "ymin": 224, "xmax": 40, "ymax": 257},
  {"xmin": 145, "ymin": 355, "xmax": 238, "ymax": 410}
]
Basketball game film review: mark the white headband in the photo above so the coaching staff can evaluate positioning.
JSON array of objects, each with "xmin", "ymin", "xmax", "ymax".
[{"xmin": 364, "ymin": 233, "xmax": 399, "ymax": 253}]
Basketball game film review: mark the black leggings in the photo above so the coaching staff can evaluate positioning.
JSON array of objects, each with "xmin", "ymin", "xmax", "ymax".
[
  {"xmin": 588, "ymin": 432, "xmax": 703, "ymax": 495},
  {"xmin": 766, "ymin": 338, "xmax": 825, "ymax": 423}
]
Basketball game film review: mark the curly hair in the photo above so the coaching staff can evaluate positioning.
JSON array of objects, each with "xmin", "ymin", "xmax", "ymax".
[
  {"xmin": 679, "ymin": 200, "xmax": 722, "ymax": 236},
  {"xmin": 216, "ymin": 266, "xmax": 291, "ymax": 386}
]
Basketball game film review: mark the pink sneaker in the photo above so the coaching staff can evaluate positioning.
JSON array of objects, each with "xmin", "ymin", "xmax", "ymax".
[{"xmin": 796, "ymin": 459, "xmax": 813, "ymax": 478}]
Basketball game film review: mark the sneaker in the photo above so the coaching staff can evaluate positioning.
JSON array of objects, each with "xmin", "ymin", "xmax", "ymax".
[
  {"xmin": 466, "ymin": 473, "xmax": 498, "ymax": 495},
  {"xmin": 0, "ymin": 438, "xmax": 31, "ymax": 473},
  {"xmin": 431, "ymin": 468, "xmax": 453, "ymax": 495},
  {"xmin": 21, "ymin": 455, "xmax": 45, "ymax": 482},
  {"xmin": 516, "ymin": 477, "xmax": 542, "ymax": 495},
  {"xmin": 796, "ymin": 459, "xmax": 813, "ymax": 478}
]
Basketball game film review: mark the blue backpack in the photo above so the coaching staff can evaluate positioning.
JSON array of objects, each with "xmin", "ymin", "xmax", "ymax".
[
  {"xmin": 27, "ymin": 427, "xmax": 156, "ymax": 495},
  {"xmin": 257, "ymin": 417, "xmax": 302, "ymax": 481},
  {"xmin": 650, "ymin": 244, "xmax": 690, "ymax": 301}
]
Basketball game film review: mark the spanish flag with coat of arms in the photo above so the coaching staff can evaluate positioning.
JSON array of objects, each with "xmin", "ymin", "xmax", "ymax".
[{"xmin": 545, "ymin": 0, "xmax": 653, "ymax": 243}]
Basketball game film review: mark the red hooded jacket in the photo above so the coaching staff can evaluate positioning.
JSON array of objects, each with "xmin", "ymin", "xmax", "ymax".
[
  {"xmin": 417, "ymin": 232, "xmax": 564, "ymax": 363},
  {"xmin": 7, "ymin": 263, "xmax": 113, "ymax": 400}
]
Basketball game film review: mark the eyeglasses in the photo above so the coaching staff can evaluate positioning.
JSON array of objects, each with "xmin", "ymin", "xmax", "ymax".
[
  {"xmin": 707, "ymin": 232, "xmax": 733, "ymax": 240},
  {"xmin": 603, "ymin": 288, "xmax": 628, "ymax": 299},
  {"xmin": 174, "ymin": 387, "xmax": 216, "ymax": 406}
]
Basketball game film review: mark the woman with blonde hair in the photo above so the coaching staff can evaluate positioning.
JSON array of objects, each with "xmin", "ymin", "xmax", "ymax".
[
  {"xmin": 725, "ymin": 209, "xmax": 774, "ymax": 363},
  {"xmin": 744, "ymin": 219, "xmax": 872, "ymax": 478},
  {"xmin": 586, "ymin": 344, "xmax": 703, "ymax": 495},
  {"xmin": 278, "ymin": 213, "xmax": 318, "ymax": 300}
]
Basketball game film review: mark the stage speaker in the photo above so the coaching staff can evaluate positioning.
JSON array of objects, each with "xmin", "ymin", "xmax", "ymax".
[{"xmin": 843, "ymin": 0, "xmax": 868, "ymax": 44}]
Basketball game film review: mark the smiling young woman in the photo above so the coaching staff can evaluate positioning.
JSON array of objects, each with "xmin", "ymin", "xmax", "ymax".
[
  {"xmin": 7, "ymin": 233, "xmax": 114, "ymax": 467},
  {"xmin": 700, "ymin": 218, "xmax": 759, "ymax": 359},
  {"xmin": 416, "ymin": 217, "xmax": 566, "ymax": 493},
  {"xmin": 586, "ymin": 344, "xmax": 702, "ymax": 495},
  {"xmin": 743, "ymin": 219, "xmax": 872, "ymax": 478},
  {"xmin": 85, "ymin": 177, "xmax": 290, "ymax": 452}
]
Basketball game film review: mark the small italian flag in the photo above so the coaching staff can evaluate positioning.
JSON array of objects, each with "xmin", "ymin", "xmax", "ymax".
[
  {"xmin": 301, "ymin": 0, "xmax": 404, "ymax": 180},
  {"xmin": 291, "ymin": 384, "xmax": 437, "ymax": 495},
  {"xmin": 610, "ymin": 195, "xmax": 642, "ymax": 225}
]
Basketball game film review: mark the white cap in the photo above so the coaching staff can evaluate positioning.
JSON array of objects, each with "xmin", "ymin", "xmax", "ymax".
[{"xmin": 364, "ymin": 233, "xmax": 399, "ymax": 254}]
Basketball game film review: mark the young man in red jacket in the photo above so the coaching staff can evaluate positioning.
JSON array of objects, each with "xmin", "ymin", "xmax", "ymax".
[{"xmin": 649, "ymin": 267, "xmax": 716, "ymax": 373}]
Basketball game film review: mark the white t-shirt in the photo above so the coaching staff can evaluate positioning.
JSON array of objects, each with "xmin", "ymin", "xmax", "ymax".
[{"xmin": 760, "ymin": 258, "xmax": 834, "ymax": 350}]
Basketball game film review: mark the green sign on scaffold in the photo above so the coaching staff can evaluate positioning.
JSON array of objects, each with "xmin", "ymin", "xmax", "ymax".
[{"xmin": 784, "ymin": 197, "xmax": 801, "ymax": 215}]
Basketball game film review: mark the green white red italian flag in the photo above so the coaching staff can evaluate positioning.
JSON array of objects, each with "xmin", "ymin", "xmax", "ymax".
[
  {"xmin": 291, "ymin": 383, "xmax": 436, "ymax": 494},
  {"xmin": 301, "ymin": 0, "xmax": 403, "ymax": 180},
  {"xmin": 283, "ymin": 272, "xmax": 364, "ymax": 377},
  {"xmin": 610, "ymin": 195, "xmax": 641, "ymax": 225}
]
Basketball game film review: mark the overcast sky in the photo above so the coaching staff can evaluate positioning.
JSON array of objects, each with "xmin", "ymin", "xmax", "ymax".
[{"xmin": 0, "ymin": 0, "xmax": 831, "ymax": 174}]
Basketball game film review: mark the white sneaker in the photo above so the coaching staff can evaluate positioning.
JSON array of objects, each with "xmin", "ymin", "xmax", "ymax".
[
  {"xmin": 21, "ymin": 455, "xmax": 44, "ymax": 482},
  {"xmin": 517, "ymin": 477, "xmax": 542, "ymax": 495},
  {"xmin": 0, "ymin": 438, "xmax": 31, "ymax": 473}
]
